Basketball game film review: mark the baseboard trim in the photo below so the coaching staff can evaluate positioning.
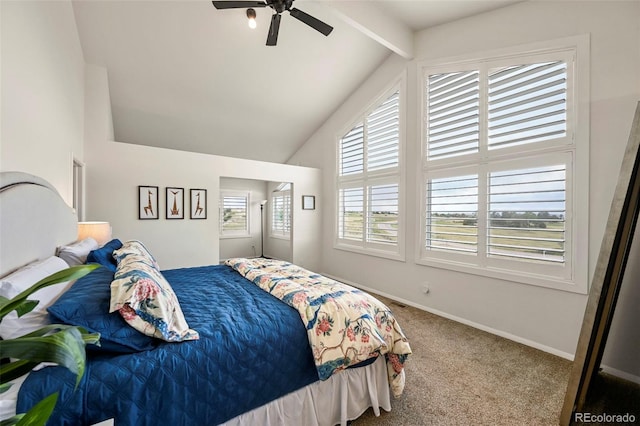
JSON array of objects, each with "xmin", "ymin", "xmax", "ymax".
[
  {"xmin": 600, "ymin": 365, "xmax": 640, "ymax": 385},
  {"xmin": 322, "ymin": 272, "xmax": 575, "ymax": 362}
]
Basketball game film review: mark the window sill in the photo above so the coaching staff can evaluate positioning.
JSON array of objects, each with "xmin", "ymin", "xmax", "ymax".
[
  {"xmin": 415, "ymin": 256, "xmax": 587, "ymax": 294},
  {"xmin": 269, "ymin": 234, "xmax": 291, "ymax": 241},
  {"xmin": 334, "ymin": 242, "xmax": 405, "ymax": 262},
  {"xmin": 220, "ymin": 234, "xmax": 251, "ymax": 240}
]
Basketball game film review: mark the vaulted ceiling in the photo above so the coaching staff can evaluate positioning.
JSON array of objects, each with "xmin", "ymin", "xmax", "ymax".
[{"xmin": 72, "ymin": 0, "xmax": 520, "ymax": 164}]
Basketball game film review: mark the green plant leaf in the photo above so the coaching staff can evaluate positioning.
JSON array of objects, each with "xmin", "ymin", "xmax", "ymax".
[
  {"xmin": 0, "ymin": 414, "xmax": 25, "ymax": 426},
  {"xmin": 13, "ymin": 300, "xmax": 40, "ymax": 318},
  {"xmin": 0, "ymin": 327, "xmax": 87, "ymax": 387},
  {"xmin": 0, "ymin": 265, "xmax": 102, "ymax": 425},
  {"xmin": 15, "ymin": 392, "xmax": 58, "ymax": 426},
  {"xmin": 0, "ymin": 360, "xmax": 39, "ymax": 385},
  {"xmin": 0, "ymin": 382, "xmax": 13, "ymax": 394},
  {"xmin": 19, "ymin": 323, "xmax": 101, "ymax": 347},
  {"xmin": 0, "ymin": 264, "xmax": 99, "ymax": 322}
]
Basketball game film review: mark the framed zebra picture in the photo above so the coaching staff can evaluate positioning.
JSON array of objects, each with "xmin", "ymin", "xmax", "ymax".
[
  {"xmin": 190, "ymin": 188, "xmax": 207, "ymax": 220},
  {"xmin": 138, "ymin": 186, "xmax": 159, "ymax": 220}
]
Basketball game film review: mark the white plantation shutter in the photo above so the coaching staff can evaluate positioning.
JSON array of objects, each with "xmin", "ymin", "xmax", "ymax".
[
  {"xmin": 338, "ymin": 187, "xmax": 364, "ymax": 241},
  {"xmin": 336, "ymin": 82, "xmax": 403, "ymax": 257},
  {"xmin": 367, "ymin": 184, "xmax": 399, "ymax": 245},
  {"xmin": 420, "ymin": 44, "xmax": 586, "ymax": 290},
  {"xmin": 488, "ymin": 61, "xmax": 567, "ymax": 149},
  {"xmin": 272, "ymin": 191, "xmax": 291, "ymax": 236},
  {"xmin": 339, "ymin": 90, "xmax": 400, "ymax": 177},
  {"xmin": 425, "ymin": 175, "xmax": 478, "ymax": 253},
  {"xmin": 488, "ymin": 165, "xmax": 566, "ymax": 263},
  {"xmin": 426, "ymin": 70, "xmax": 480, "ymax": 160},
  {"xmin": 220, "ymin": 194, "xmax": 248, "ymax": 235},
  {"xmin": 367, "ymin": 91, "xmax": 400, "ymax": 171},
  {"xmin": 340, "ymin": 123, "xmax": 364, "ymax": 176}
]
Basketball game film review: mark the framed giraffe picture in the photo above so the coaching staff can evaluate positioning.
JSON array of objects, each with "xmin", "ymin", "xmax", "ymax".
[
  {"xmin": 138, "ymin": 185, "xmax": 159, "ymax": 220},
  {"xmin": 166, "ymin": 187, "xmax": 184, "ymax": 220},
  {"xmin": 190, "ymin": 188, "xmax": 207, "ymax": 219}
]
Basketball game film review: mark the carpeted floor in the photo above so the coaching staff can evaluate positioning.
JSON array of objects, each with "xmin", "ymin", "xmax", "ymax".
[
  {"xmin": 351, "ymin": 295, "xmax": 640, "ymax": 425},
  {"xmin": 351, "ymin": 295, "xmax": 575, "ymax": 426}
]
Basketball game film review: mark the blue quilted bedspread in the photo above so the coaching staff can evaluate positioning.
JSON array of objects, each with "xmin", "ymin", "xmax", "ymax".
[{"xmin": 17, "ymin": 265, "xmax": 320, "ymax": 425}]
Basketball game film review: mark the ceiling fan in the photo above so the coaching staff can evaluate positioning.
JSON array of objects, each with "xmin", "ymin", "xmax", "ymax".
[{"xmin": 211, "ymin": 0, "xmax": 333, "ymax": 46}]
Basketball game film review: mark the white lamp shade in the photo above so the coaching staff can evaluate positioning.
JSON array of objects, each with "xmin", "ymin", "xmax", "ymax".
[{"xmin": 78, "ymin": 221, "xmax": 112, "ymax": 246}]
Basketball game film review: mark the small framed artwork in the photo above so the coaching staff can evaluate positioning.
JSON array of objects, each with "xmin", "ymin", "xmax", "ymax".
[
  {"xmin": 138, "ymin": 186, "xmax": 159, "ymax": 220},
  {"xmin": 302, "ymin": 195, "xmax": 315, "ymax": 210},
  {"xmin": 166, "ymin": 187, "xmax": 184, "ymax": 219},
  {"xmin": 190, "ymin": 189, "xmax": 207, "ymax": 219}
]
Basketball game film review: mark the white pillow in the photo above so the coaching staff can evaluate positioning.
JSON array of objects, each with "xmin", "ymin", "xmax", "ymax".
[
  {"xmin": 0, "ymin": 256, "xmax": 71, "ymax": 339},
  {"xmin": 0, "ymin": 310, "xmax": 50, "ymax": 340},
  {"xmin": 56, "ymin": 238, "xmax": 99, "ymax": 266},
  {"xmin": 0, "ymin": 256, "xmax": 70, "ymax": 302}
]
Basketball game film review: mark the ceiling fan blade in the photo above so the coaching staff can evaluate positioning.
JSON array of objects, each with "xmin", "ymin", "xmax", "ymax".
[
  {"xmin": 266, "ymin": 13, "xmax": 281, "ymax": 46},
  {"xmin": 211, "ymin": 1, "xmax": 268, "ymax": 9},
  {"xmin": 289, "ymin": 8, "xmax": 333, "ymax": 36}
]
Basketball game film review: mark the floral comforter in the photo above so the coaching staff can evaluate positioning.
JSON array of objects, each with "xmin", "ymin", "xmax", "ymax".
[{"xmin": 225, "ymin": 257, "xmax": 412, "ymax": 397}]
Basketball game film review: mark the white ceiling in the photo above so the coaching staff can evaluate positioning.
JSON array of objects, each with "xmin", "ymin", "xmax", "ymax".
[{"xmin": 72, "ymin": 0, "xmax": 521, "ymax": 164}]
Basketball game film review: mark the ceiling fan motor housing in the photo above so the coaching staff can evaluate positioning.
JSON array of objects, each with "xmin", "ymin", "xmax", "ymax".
[{"xmin": 269, "ymin": 0, "xmax": 294, "ymax": 14}]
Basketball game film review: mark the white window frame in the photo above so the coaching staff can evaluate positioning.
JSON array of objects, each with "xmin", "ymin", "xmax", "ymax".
[
  {"xmin": 335, "ymin": 73, "xmax": 406, "ymax": 261},
  {"xmin": 417, "ymin": 35, "xmax": 590, "ymax": 294},
  {"xmin": 271, "ymin": 188, "xmax": 291, "ymax": 239},
  {"xmin": 219, "ymin": 190, "xmax": 251, "ymax": 239},
  {"xmin": 72, "ymin": 155, "xmax": 85, "ymax": 221}
]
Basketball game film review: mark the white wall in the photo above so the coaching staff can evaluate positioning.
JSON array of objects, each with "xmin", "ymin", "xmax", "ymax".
[
  {"xmin": 290, "ymin": 0, "xmax": 640, "ymax": 378},
  {"xmin": 0, "ymin": 0, "xmax": 323, "ymax": 273},
  {"xmin": 84, "ymin": 66, "xmax": 322, "ymax": 271},
  {"xmin": 0, "ymin": 0, "xmax": 85, "ymax": 204}
]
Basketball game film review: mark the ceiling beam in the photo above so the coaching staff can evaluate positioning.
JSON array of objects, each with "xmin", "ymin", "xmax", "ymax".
[{"xmin": 322, "ymin": 1, "xmax": 414, "ymax": 60}]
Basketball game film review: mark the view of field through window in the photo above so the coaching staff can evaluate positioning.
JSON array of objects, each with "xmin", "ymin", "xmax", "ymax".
[
  {"xmin": 221, "ymin": 195, "xmax": 248, "ymax": 233},
  {"xmin": 339, "ymin": 185, "xmax": 399, "ymax": 245},
  {"xmin": 425, "ymin": 165, "xmax": 566, "ymax": 263}
]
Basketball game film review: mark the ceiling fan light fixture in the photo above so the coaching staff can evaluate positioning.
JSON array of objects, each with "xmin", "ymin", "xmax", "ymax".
[
  {"xmin": 246, "ymin": 8, "xmax": 257, "ymax": 29},
  {"xmin": 212, "ymin": 1, "xmax": 334, "ymax": 45}
]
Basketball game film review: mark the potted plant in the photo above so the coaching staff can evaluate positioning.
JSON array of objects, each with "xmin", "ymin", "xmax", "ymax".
[{"xmin": 0, "ymin": 264, "xmax": 100, "ymax": 425}]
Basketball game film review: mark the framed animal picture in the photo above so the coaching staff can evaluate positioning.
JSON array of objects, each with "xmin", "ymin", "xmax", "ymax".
[
  {"xmin": 190, "ymin": 189, "xmax": 207, "ymax": 219},
  {"xmin": 138, "ymin": 186, "xmax": 159, "ymax": 220},
  {"xmin": 166, "ymin": 187, "xmax": 184, "ymax": 219}
]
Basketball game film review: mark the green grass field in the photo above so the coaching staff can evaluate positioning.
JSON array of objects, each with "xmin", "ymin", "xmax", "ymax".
[
  {"xmin": 429, "ymin": 217, "xmax": 565, "ymax": 260},
  {"xmin": 341, "ymin": 212, "xmax": 398, "ymax": 243},
  {"xmin": 341, "ymin": 212, "xmax": 565, "ymax": 260}
]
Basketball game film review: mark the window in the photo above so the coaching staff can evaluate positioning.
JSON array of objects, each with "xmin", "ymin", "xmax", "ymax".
[
  {"xmin": 219, "ymin": 191, "xmax": 249, "ymax": 237},
  {"xmin": 336, "ymin": 76, "xmax": 405, "ymax": 260},
  {"xmin": 271, "ymin": 184, "xmax": 291, "ymax": 238},
  {"xmin": 420, "ymin": 37, "xmax": 589, "ymax": 293},
  {"xmin": 487, "ymin": 163, "xmax": 566, "ymax": 264}
]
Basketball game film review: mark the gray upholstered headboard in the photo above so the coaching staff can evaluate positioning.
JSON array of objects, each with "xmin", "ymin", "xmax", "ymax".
[{"xmin": 0, "ymin": 172, "xmax": 78, "ymax": 277}]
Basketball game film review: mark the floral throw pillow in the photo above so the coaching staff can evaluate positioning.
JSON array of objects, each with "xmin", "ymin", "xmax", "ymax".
[
  {"xmin": 113, "ymin": 240, "xmax": 160, "ymax": 270},
  {"xmin": 109, "ymin": 253, "xmax": 198, "ymax": 342}
]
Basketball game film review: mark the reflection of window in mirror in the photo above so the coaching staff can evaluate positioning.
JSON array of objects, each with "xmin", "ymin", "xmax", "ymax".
[{"xmin": 271, "ymin": 183, "xmax": 291, "ymax": 238}]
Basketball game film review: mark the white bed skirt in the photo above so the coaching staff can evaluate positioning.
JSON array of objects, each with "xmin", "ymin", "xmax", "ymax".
[
  {"xmin": 1, "ymin": 358, "xmax": 391, "ymax": 426},
  {"xmin": 222, "ymin": 356, "xmax": 392, "ymax": 426}
]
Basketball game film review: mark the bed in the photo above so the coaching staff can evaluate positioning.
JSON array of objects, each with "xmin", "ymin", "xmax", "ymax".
[{"xmin": 0, "ymin": 172, "xmax": 411, "ymax": 425}]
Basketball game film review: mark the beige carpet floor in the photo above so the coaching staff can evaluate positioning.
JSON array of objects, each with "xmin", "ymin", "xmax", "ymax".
[{"xmin": 351, "ymin": 296, "xmax": 574, "ymax": 426}]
